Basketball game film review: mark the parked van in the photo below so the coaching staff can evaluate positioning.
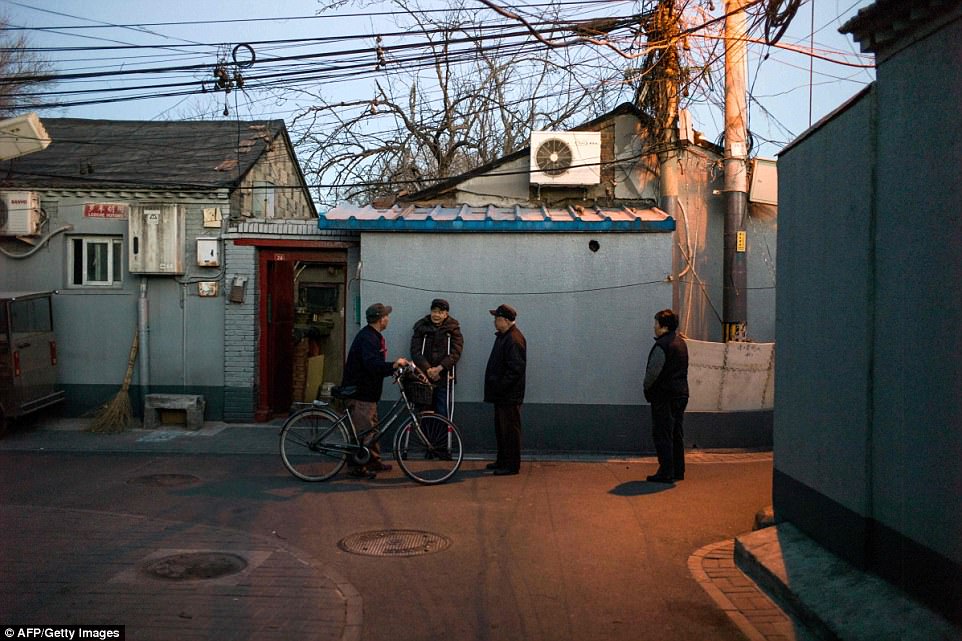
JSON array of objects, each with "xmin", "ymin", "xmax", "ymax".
[{"xmin": 0, "ymin": 291, "xmax": 64, "ymax": 434}]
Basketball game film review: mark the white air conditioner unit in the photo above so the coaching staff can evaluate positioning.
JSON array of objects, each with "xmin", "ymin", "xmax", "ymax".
[
  {"xmin": 0, "ymin": 113, "xmax": 50, "ymax": 161},
  {"xmin": 0, "ymin": 191, "xmax": 41, "ymax": 236},
  {"xmin": 530, "ymin": 131, "xmax": 601, "ymax": 186}
]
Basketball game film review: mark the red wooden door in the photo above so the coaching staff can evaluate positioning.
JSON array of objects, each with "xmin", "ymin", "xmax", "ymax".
[{"xmin": 266, "ymin": 259, "xmax": 294, "ymax": 413}]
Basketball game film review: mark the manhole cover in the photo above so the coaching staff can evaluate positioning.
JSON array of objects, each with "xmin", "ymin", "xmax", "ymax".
[
  {"xmin": 142, "ymin": 552, "xmax": 247, "ymax": 581},
  {"xmin": 338, "ymin": 530, "xmax": 451, "ymax": 557},
  {"xmin": 128, "ymin": 473, "xmax": 201, "ymax": 487}
]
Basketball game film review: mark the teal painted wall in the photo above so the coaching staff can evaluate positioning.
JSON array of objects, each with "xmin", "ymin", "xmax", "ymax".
[{"xmin": 775, "ymin": 7, "xmax": 962, "ymax": 623}]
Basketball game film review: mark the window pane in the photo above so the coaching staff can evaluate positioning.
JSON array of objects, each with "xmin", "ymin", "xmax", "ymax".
[
  {"xmin": 11, "ymin": 298, "xmax": 51, "ymax": 334},
  {"xmin": 86, "ymin": 241, "xmax": 109, "ymax": 283},
  {"xmin": 252, "ymin": 182, "xmax": 275, "ymax": 218},
  {"xmin": 72, "ymin": 239, "xmax": 83, "ymax": 285},
  {"xmin": 112, "ymin": 239, "xmax": 123, "ymax": 283}
]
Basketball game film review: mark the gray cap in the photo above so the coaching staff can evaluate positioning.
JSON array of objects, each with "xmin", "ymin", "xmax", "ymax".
[{"xmin": 365, "ymin": 303, "xmax": 393, "ymax": 322}]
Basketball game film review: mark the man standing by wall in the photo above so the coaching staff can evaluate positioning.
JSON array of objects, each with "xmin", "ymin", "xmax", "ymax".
[
  {"xmin": 410, "ymin": 298, "xmax": 464, "ymax": 417},
  {"xmin": 341, "ymin": 303, "xmax": 409, "ymax": 479},
  {"xmin": 643, "ymin": 308, "xmax": 689, "ymax": 483},
  {"xmin": 484, "ymin": 304, "xmax": 527, "ymax": 476}
]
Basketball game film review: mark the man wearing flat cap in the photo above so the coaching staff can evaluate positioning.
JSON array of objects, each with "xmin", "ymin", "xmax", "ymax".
[
  {"xmin": 483, "ymin": 304, "xmax": 527, "ymax": 476},
  {"xmin": 340, "ymin": 303, "xmax": 410, "ymax": 478},
  {"xmin": 410, "ymin": 298, "xmax": 464, "ymax": 418}
]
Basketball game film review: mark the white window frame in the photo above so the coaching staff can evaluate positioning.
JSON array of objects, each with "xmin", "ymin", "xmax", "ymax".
[
  {"xmin": 68, "ymin": 235, "xmax": 124, "ymax": 288},
  {"xmin": 252, "ymin": 181, "xmax": 276, "ymax": 219}
]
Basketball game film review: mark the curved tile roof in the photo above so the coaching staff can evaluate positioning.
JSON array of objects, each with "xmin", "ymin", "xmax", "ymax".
[{"xmin": 319, "ymin": 203, "xmax": 673, "ymax": 232}]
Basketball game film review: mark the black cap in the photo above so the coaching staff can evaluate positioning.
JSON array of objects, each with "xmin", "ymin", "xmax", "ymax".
[
  {"xmin": 430, "ymin": 298, "xmax": 450, "ymax": 312},
  {"xmin": 365, "ymin": 302, "xmax": 392, "ymax": 322},
  {"xmin": 489, "ymin": 304, "xmax": 517, "ymax": 321}
]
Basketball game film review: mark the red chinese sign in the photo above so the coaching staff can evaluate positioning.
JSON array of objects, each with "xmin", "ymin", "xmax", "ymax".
[{"xmin": 84, "ymin": 203, "xmax": 129, "ymax": 219}]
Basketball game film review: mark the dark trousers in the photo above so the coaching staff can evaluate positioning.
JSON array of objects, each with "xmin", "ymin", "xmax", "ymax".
[
  {"xmin": 433, "ymin": 383, "xmax": 449, "ymax": 418},
  {"xmin": 651, "ymin": 397, "xmax": 687, "ymax": 478},
  {"xmin": 494, "ymin": 403, "xmax": 522, "ymax": 472}
]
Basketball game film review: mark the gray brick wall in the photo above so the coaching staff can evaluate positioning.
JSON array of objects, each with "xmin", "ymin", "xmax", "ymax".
[{"xmin": 223, "ymin": 242, "xmax": 257, "ymax": 421}]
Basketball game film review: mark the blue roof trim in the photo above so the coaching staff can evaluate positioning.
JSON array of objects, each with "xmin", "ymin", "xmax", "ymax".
[{"xmin": 317, "ymin": 216, "xmax": 675, "ymax": 233}]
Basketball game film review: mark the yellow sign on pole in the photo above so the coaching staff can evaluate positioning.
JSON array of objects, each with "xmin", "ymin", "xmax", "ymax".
[{"xmin": 736, "ymin": 231, "xmax": 747, "ymax": 252}]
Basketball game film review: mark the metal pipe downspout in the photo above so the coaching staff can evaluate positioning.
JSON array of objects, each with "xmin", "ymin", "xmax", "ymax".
[
  {"xmin": 182, "ymin": 283, "xmax": 188, "ymax": 389},
  {"xmin": 138, "ymin": 278, "xmax": 150, "ymax": 395},
  {"xmin": 659, "ymin": 189, "xmax": 679, "ymax": 312}
]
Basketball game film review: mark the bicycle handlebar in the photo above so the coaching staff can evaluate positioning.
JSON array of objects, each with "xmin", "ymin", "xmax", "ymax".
[{"xmin": 394, "ymin": 362, "xmax": 429, "ymax": 384}]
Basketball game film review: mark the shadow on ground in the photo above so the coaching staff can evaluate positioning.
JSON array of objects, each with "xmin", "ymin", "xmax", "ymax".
[{"xmin": 609, "ymin": 481, "xmax": 675, "ymax": 496}]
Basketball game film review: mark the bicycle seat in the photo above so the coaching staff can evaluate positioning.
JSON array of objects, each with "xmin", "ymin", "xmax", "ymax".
[{"xmin": 331, "ymin": 385, "xmax": 356, "ymax": 399}]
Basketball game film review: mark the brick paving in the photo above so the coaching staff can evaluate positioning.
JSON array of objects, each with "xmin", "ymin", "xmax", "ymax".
[
  {"xmin": 0, "ymin": 505, "xmax": 361, "ymax": 641},
  {"xmin": 689, "ymin": 540, "xmax": 816, "ymax": 641}
]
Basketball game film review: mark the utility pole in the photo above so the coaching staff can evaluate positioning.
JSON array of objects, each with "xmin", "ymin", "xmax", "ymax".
[
  {"xmin": 723, "ymin": 0, "xmax": 749, "ymax": 341},
  {"xmin": 639, "ymin": 1, "xmax": 682, "ymax": 311}
]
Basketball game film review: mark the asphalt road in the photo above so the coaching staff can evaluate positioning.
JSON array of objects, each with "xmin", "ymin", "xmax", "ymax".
[{"xmin": 0, "ymin": 442, "xmax": 772, "ymax": 641}]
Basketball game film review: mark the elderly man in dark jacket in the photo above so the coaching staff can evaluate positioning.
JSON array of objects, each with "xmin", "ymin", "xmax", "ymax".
[
  {"xmin": 410, "ymin": 298, "xmax": 464, "ymax": 417},
  {"xmin": 484, "ymin": 304, "xmax": 527, "ymax": 476},
  {"xmin": 340, "ymin": 303, "xmax": 409, "ymax": 479},
  {"xmin": 643, "ymin": 308, "xmax": 689, "ymax": 484}
]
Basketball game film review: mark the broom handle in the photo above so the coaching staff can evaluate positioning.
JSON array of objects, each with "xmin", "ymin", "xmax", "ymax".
[{"xmin": 119, "ymin": 332, "xmax": 139, "ymax": 394}]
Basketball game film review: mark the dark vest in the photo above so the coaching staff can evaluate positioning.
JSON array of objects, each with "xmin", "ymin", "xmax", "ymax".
[{"xmin": 650, "ymin": 331, "xmax": 689, "ymax": 400}]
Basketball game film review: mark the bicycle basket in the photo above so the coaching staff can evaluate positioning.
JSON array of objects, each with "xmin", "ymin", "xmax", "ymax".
[{"xmin": 404, "ymin": 380, "xmax": 435, "ymax": 405}]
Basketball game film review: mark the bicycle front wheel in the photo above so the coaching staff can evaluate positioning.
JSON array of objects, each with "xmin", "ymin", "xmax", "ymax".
[
  {"xmin": 394, "ymin": 412, "xmax": 463, "ymax": 485},
  {"xmin": 280, "ymin": 408, "xmax": 350, "ymax": 481}
]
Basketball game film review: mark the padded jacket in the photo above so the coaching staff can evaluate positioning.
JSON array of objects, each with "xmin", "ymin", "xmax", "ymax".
[
  {"xmin": 484, "ymin": 324, "xmax": 527, "ymax": 404},
  {"xmin": 410, "ymin": 315, "xmax": 464, "ymax": 377}
]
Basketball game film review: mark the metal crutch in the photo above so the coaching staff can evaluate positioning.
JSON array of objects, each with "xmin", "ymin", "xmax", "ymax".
[{"xmin": 446, "ymin": 335, "xmax": 455, "ymax": 421}]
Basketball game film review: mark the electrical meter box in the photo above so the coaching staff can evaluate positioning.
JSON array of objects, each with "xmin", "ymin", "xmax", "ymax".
[
  {"xmin": 129, "ymin": 204, "xmax": 185, "ymax": 274},
  {"xmin": 749, "ymin": 158, "xmax": 778, "ymax": 205},
  {"xmin": 196, "ymin": 238, "xmax": 220, "ymax": 267}
]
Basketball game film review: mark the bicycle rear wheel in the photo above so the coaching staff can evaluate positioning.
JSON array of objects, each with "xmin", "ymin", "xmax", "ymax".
[
  {"xmin": 280, "ymin": 408, "xmax": 350, "ymax": 481},
  {"xmin": 394, "ymin": 412, "xmax": 463, "ymax": 485}
]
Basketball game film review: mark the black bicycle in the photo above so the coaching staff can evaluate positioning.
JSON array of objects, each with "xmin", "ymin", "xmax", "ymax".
[{"xmin": 279, "ymin": 364, "xmax": 464, "ymax": 485}]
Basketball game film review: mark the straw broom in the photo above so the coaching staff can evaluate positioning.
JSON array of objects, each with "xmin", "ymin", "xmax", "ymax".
[{"xmin": 89, "ymin": 331, "xmax": 139, "ymax": 433}]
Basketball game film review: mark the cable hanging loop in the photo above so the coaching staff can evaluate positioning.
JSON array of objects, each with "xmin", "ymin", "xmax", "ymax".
[{"xmin": 209, "ymin": 43, "xmax": 256, "ymax": 97}]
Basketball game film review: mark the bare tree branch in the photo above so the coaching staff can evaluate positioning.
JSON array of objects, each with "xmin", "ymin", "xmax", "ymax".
[
  {"xmin": 296, "ymin": 0, "xmax": 627, "ymax": 206},
  {"xmin": 0, "ymin": 15, "xmax": 57, "ymax": 117}
]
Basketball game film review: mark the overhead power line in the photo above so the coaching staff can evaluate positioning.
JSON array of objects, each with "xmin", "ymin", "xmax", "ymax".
[{"xmin": 0, "ymin": 0, "xmax": 636, "ymax": 32}]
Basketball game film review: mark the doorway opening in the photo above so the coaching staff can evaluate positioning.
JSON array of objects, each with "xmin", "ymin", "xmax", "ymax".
[
  {"xmin": 291, "ymin": 264, "xmax": 346, "ymax": 406},
  {"xmin": 257, "ymin": 248, "xmax": 348, "ymax": 420}
]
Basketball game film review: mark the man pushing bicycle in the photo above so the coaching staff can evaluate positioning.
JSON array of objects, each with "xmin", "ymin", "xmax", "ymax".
[{"xmin": 340, "ymin": 302, "xmax": 410, "ymax": 479}]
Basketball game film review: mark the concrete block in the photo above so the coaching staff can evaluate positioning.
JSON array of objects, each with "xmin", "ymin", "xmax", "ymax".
[
  {"xmin": 735, "ymin": 523, "xmax": 961, "ymax": 641},
  {"xmin": 144, "ymin": 394, "xmax": 206, "ymax": 431}
]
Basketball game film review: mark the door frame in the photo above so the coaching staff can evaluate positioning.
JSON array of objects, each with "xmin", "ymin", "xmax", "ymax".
[{"xmin": 237, "ymin": 239, "xmax": 352, "ymax": 421}]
